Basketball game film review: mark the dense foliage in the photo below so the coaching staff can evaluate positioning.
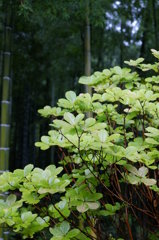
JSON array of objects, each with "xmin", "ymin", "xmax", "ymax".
[{"xmin": 1, "ymin": 51, "xmax": 159, "ymax": 239}]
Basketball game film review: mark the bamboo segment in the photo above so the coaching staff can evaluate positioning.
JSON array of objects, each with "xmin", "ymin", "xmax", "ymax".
[
  {"xmin": 3, "ymin": 53, "xmax": 11, "ymax": 77},
  {"xmin": 2, "ymin": 78, "xmax": 10, "ymax": 101},
  {"xmin": 0, "ymin": 125, "xmax": 10, "ymax": 146},
  {"xmin": 0, "ymin": 149, "xmax": 9, "ymax": 170},
  {"xmin": 1, "ymin": 102, "xmax": 11, "ymax": 124}
]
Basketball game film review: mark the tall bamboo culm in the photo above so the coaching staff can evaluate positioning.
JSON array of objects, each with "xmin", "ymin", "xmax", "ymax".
[
  {"xmin": 83, "ymin": 1, "xmax": 97, "ymax": 238},
  {"xmin": 84, "ymin": 0, "xmax": 92, "ymax": 120},
  {"xmin": 0, "ymin": 1, "xmax": 12, "ymax": 239},
  {"xmin": 84, "ymin": 0, "xmax": 91, "ymax": 94}
]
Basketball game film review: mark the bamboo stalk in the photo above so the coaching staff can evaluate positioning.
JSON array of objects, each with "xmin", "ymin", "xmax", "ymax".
[
  {"xmin": 84, "ymin": 0, "xmax": 92, "ymax": 118},
  {"xmin": 0, "ymin": 1, "xmax": 12, "ymax": 239},
  {"xmin": 152, "ymin": 0, "xmax": 158, "ymax": 49},
  {"xmin": 0, "ymin": 1, "xmax": 12, "ymax": 171},
  {"xmin": 84, "ymin": 0, "xmax": 91, "ymax": 92}
]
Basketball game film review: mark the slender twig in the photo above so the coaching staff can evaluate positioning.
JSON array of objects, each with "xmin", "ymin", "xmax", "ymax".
[{"xmin": 125, "ymin": 207, "xmax": 133, "ymax": 240}]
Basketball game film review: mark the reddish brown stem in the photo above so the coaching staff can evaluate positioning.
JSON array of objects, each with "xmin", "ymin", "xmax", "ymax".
[{"xmin": 125, "ymin": 207, "xmax": 133, "ymax": 240}]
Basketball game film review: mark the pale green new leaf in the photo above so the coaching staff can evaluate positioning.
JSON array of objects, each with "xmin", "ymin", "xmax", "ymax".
[
  {"xmin": 6, "ymin": 194, "xmax": 17, "ymax": 206},
  {"xmin": 98, "ymin": 129, "xmax": 108, "ymax": 142},
  {"xmin": 65, "ymin": 91, "xmax": 76, "ymax": 103},
  {"xmin": 64, "ymin": 112, "xmax": 76, "ymax": 125},
  {"xmin": 141, "ymin": 178, "xmax": 156, "ymax": 186},
  {"xmin": 66, "ymin": 229, "xmax": 80, "ymax": 238},
  {"xmin": 24, "ymin": 164, "xmax": 34, "ymax": 177},
  {"xmin": 124, "ymin": 58, "xmax": 144, "ymax": 66},
  {"xmin": 151, "ymin": 49, "xmax": 159, "ymax": 59}
]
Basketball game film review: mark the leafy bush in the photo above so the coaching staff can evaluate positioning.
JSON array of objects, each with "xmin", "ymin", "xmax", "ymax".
[{"xmin": 1, "ymin": 50, "xmax": 159, "ymax": 239}]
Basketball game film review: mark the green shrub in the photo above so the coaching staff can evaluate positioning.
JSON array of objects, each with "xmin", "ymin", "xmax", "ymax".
[{"xmin": 1, "ymin": 49, "xmax": 159, "ymax": 239}]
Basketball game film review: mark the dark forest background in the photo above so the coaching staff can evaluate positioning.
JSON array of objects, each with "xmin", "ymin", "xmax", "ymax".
[{"xmin": 0, "ymin": 0, "xmax": 159, "ymax": 170}]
